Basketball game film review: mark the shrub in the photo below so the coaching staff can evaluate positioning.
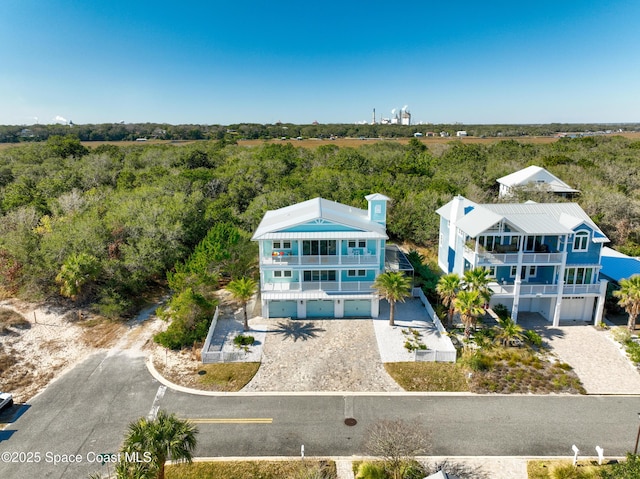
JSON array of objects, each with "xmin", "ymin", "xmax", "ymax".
[
  {"xmin": 625, "ymin": 340, "xmax": 640, "ymax": 363},
  {"xmin": 524, "ymin": 329, "xmax": 543, "ymax": 347},
  {"xmin": 233, "ymin": 334, "xmax": 255, "ymax": 347},
  {"xmin": 355, "ymin": 462, "xmax": 386, "ymax": 479},
  {"xmin": 493, "ymin": 303, "xmax": 509, "ymax": 320}
]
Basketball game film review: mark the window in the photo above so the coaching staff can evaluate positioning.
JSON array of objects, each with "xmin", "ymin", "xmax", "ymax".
[
  {"xmin": 510, "ymin": 265, "xmax": 518, "ymax": 277},
  {"xmin": 485, "ymin": 266, "xmax": 496, "ymax": 278},
  {"xmin": 273, "ymin": 271, "xmax": 292, "ymax": 278},
  {"xmin": 303, "ymin": 270, "xmax": 336, "ymax": 281},
  {"xmin": 529, "ymin": 266, "xmax": 537, "ymax": 277},
  {"xmin": 347, "ymin": 269, "xmax": 367, "ymax": 277},
  {"xmin": 375, "ymin": 205, "xmax": 382, "ymax": 214},
  {"xmin": 273, "ymin": 240, "xmax": 291, "ymax": 249},
  {"xmin": 573, "ymin": 231, "xmax": 589, "ymax": 252},
  {"xmin": 348, "ymin": 240, "xmax": 367, "ymax": 248},
  {"xmin": 564, "ymin": 267, "xmax": 593, "ymax": 285}
]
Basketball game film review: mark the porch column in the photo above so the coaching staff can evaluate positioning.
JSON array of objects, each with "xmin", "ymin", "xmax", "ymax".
[
  {"xmin": 297, "ymin": 299, "xmax": 306, "ymax": 319},
  {"xmin": 371, "ymin": 298, "xmax": 380, "ymax": 318},
  {"xmin": 512, "ymin": 278, "xmax": 521, "ymax": 323},
  {"xmin": 512, "ymin": 244, "xmax": 524, "ymax": 323},
  {"xmin": 593, "ymin": 280, "xmax": 608, "ymax": 325},
  {"xmin": 553, "ymin": 235, "xmax": 569, "ymax": 327}
]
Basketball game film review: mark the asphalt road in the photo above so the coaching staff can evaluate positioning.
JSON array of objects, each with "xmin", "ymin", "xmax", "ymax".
[{"xmin": 1, "ymin": 350, "xmax": 640, "ymax": 478}]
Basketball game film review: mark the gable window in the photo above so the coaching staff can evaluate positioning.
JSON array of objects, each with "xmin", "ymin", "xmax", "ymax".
[{"xmin": 573, "ymin": 231, "xmax": 589, "ymax": 252}]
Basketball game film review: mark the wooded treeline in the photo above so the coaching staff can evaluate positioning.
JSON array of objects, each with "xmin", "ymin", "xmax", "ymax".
[
  {"xmin": 1, "ymin": 121, "xmax": 638, "ymax": 143},
  {"xmin": 0, "ymin": 135, "xmax": 639, "ymax": 317}
]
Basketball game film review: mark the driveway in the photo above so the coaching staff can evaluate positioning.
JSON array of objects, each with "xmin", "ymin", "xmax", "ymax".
[
  {"xmin": 238, "ymin": 298, "xmax": 457, "ymax": 392},
  {"xmin": 518, "ymin": 313, "xmax": 640, "ymax": 394}
]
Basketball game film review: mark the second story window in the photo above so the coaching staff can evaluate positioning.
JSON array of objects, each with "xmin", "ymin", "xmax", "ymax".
[{"xmin": 572, "ymin": 231, "xmax": 589, "ymax": 252}]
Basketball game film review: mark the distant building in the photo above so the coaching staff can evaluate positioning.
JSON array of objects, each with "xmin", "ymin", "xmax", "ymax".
[
  {"xmin": 497, "ymin": 165, "xmax": 580, "ymax": 199},
  {"xmin": 456, "ymin": 130, "xmax": 467, "ymax": 137}
]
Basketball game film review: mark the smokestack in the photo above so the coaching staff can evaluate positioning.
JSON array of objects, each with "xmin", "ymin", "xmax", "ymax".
[{"xmin": 372, "ymin": 108, "xmax": 376, "ymax": 125}]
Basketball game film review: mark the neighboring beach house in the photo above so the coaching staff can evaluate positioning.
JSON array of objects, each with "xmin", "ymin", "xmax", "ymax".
[
  {"xmin": 436, "ymin": 195, "xmax": 609, "ymax": 326},
  {"xmin": 252, "ymin": 194, "xmax": 390, "ymax": 319},
  {"xmin": 497, "ymin": 165, "xmax": 580, "ymax": 198}
]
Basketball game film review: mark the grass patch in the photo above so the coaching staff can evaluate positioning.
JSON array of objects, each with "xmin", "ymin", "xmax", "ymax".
[
  {"xmin": 166, "ymin": 459, "xmax": 336, "ymax": 479},
  {"xmin": 384, "ymin": 362, "xmax": 469, "ymax": 392},
  {"xmin": 196, "ymin": 362, "xmax": 261, "ymax": 391},
  {"xmin": 527, "ymin": 458, "xmax": 629, "ymax": 478}
]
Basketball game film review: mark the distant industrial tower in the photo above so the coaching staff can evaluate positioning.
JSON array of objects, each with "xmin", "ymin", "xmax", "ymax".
[
  {"xmin": 385, "ymin": 105, "xmax": 411, "ymax": 126},
  {"xmin": 372, "ymin": 108, "xmax": 376, "ymax": 125}
]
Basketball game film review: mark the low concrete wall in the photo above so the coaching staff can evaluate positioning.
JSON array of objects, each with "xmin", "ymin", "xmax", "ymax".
[{"xmin": 413, "ymin": 287, "xmax": 457, "ymax": 362}]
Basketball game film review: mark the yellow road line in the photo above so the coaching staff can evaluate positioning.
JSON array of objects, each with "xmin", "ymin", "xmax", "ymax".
[{"xmin": 185, "ymin": 418, "xmax": 273, "ymax": 424}]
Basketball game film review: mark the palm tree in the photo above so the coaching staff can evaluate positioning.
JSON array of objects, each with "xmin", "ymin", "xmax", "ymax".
[
  {"xmin": 436, "ymin": 273, "xmax": 462, "ymax": 328},
  {"xmin": 227, "ymin": 277, "xmax": 257, "ymax": 331},
  {"xmin": 453, "ymin": 290, "xmax": 485, "ymax": 339},
  {"xmin": 372, "ymin": 271, "xmax": 412, "ymax": 326},
  {"xmin": 493, "ymin": 316, "xmax": 526, "ymax": 347},
  {"xmin": 55, "ymin": 252, "xmax": 101, "ymax": 301},
  {"xmin": 120, "ymin": 410, "xmax": 198, "ymax": 479},
  {"xmin": 614, "ymin": 275, "xmax": 640, "ymax": 331},
  {"xmin": 463, "ymin": 267, "xmax": 493, "ymax": 306}
]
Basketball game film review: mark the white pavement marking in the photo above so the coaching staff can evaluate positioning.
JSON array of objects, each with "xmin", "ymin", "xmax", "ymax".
[{"xmin": 148, "ymin": 385, "xmax": 166, "ymax": 419}]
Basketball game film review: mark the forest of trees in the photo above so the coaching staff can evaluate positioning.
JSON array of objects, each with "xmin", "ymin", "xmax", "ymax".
[
  {"xmin": 0, "ymin": 134, "xmax": 639, "ymax": 319},
  {"xmin": 1, "ymin": 121, "xmax": 639, "ymax": 144}
]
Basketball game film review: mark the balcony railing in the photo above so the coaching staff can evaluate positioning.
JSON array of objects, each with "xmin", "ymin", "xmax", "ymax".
[
  {"xmin": 262, "ymin": 253, "xmax": 378, "ymax": 266},
  {"xmin": 463, "ymin": 246, "xmax": 563, "ymax": 266},
  {"xmin": 262, "ymin": 281, "xmax": 374, "ymax": 292},
  {"xmin": 490, "ymin": 282, "xmax": 602, "ymax": 296}
]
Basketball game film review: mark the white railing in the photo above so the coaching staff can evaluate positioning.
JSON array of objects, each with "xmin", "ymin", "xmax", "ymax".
[
  {"xmin": 261, "ymin": 254, "xmax": 378, "ymax": 266},
  {"xmin": 563, "ymin": 284, "xmax": 601, "ymax": 295},
  {"xmin": 201, "ymin": 306, "xmax": 220, "ymax": 363},
  {"xmin": 490, "ymin": 283, "xmax": 601, "ymax": 296},
  {"xmin": 465, "ymin": 246, "xmax": 564, "ymax": 266},
  {"xmin": 263, "ymin": 281, "xmax": 374, "ymax": 292}
]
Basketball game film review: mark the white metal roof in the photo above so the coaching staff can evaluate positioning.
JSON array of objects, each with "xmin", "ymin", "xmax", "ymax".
[
  {"xmin": 252, "ymin": 196, "xmax": 387, "ymax": 240},
  {"xmin": 262, "ymin": 291, "xmax": 378, "ymax": 300},
  {"xmin": 438, "ymin": 196, "xmax": 609, "ymax": 241},
  {"xmin": 257, "ymin": 231, "xmax": 386, "ymax": 240},
  {"xmin": 497, "ymin": 165, "xmax": 579, "ymax": 193}
]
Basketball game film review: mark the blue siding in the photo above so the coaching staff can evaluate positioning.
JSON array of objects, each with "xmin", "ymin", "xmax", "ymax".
[{"xmin": 566, "ymin": 226, "xmax": 602, "ymax": 265}]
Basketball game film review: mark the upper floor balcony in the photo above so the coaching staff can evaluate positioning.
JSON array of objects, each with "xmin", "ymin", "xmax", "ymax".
[
  {"xmin": 261, "ymin": 252, "xmax": 379, "ymax": 266},
  {"xmin": 490, "ymin": 282, "xmax": 602, "ymax": 296},
  {"xmin": 463, "ymin": 244, "xmax": 563, "ymax": 267},
  {"xmin": 262, "ymin": 280, "xmax": 374, "ymax": 293}
]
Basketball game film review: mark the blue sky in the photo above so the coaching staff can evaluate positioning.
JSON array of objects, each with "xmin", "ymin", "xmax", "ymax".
[{"xmin": 1, "ymin": 0, "xmax": 638, "ymax": 125}]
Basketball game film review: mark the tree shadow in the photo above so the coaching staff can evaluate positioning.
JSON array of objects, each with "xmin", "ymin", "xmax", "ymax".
[
  {"xmin": 272, "ymin": 320, "xmax": 325, "ymax": 342},
  {"xmin": 425, "ymin": 459, "xmax": 492, "ymax": 479}
]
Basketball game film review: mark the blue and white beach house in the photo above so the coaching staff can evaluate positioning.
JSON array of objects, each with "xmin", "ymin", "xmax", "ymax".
[
  {"xmin": 437, "ymin": 195, "xmax": 609, "ymax": 326},
  {"xmin": 252, "ymin": 194, "xmax": 390, "ymax": 319}
]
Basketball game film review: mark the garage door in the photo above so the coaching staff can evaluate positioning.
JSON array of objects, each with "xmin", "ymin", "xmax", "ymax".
[
  {"xmin": 560, "ymin": 297, "xmax": 590, "ymax": 321},
  {"xmin": 268, "ymin": 300, "xmax": 298, "ymax": 318},
  {"xmin": 343, "ymin": 299, "xmax": 371, "ymax": 318},
  {"xmin": 306, "ymin": 300, "xmax": 334, "ymax": 318}
]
